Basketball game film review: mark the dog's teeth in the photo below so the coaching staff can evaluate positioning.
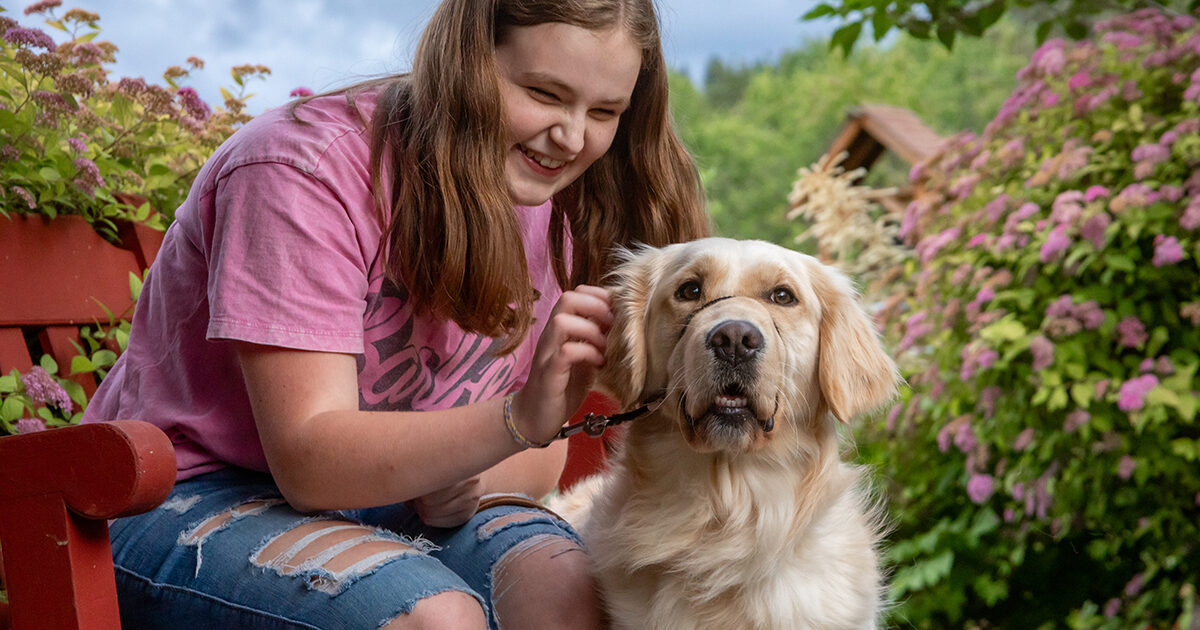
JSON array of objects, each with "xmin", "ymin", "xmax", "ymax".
[{"xmin": 715, "ymin": 395, "xmax": 748, "ymax": 407}]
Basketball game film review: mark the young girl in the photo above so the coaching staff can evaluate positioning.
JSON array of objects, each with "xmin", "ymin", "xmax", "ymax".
[{"xmin": 82, "ymin": 0, "xmax": 708, "ymax": 628}]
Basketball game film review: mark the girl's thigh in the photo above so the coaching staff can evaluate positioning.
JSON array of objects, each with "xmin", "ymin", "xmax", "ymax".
[{"xmin": 111, "ymin": 468, "xmax": 483, "ymax": 629}]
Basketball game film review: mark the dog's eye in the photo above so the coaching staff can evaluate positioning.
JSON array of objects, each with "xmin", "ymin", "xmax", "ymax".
[
  {"xmin": 675, "ymin": 280, "xmax": 702, "ymax": 302},
  {"xmin": 769, "ymin": 287, "xmax": 797, "ymax": 306}
]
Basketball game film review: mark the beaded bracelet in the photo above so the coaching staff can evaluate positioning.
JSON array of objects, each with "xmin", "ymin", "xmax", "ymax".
[{"xmin": 503, "ymin": 393, "xmax": 552, "ymax": 449}]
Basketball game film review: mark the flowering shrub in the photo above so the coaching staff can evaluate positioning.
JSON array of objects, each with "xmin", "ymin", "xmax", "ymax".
[
  {"xmin": 0, "ymin": 357, "xmax": 85, "ymax": 433},
  {"xmin": 852, "ymin": 8, "xmax": 1199, "ymax": 628},
  {"xmin": 0, "ymin": 0, "xmax": 265, "ymax": 237}
]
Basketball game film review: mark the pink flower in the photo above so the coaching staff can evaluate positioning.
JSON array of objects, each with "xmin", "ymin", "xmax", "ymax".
[
  {"xmin": 1046, "ymin": 295, "xmax": 1074, "ymax": 318},
  {"xmin": 1151, "ymin": 235, "xmax": 1185, "ymax": 266},
  {"xmin": 9, "ymin": 185, "xmax": 36, "ymax": 209},
  {"xmin": 176, "ymin": 87, "xmax": 211, "ymax": 121},
  {"xmin": 16, "ymin": 418, "xmax": 47, "ymax": 434},
  {"xmin": 1040, "ymin": 225, "xmax": 1071, "ymax": 262},
  {"xmin": 1073, "ymin": 300, "xmax": 1105, "ymax": 330},
  {"xmin": 1181, "ymin": 302, "xmax": 1200, "ymax": 325},
  {"xmin": 23, "ymin": 0, "xmax": 63, "ymax": 14},
  {"xmin": 1081, "ymin": 212, "xmax": 1111, "ymax": 248},
  {"xmin": 1118, "ymin": 455, "xmax": 1137, "ymax": 479},
  {"xmin": 1117, "ymin": 316, "xmax": 1148, "ymax": 348},
  {"xmin": 290, "ymin": 87, "xmax": 314, "ymax": 98},
  {"xmin": 1103, "ymin": 31, "xmax": 1143, "ymax": 49},
  {"xmin": 967, "ymin": 474, "xmax": 996, "ymax": 504},
  {"xmin": 1014, "ymin": 428, "xmax": 1035, "ymax": 451},
  {"xmin": 1181, "ymin": 199, "xmax": 1200, "ymax": 231},
  {"xmin": 954, "ymin": 422, "xmax": 977, "ymax": 453},
  {"xmin": 917, "ymin": 227, "xmax": 961, "ymax": 264},
  {"xmin": 1030, "ymin": 335, "xmax": 1055, "ymax": 370},
  {"xmin": 1068, "ymin": 71, "xmax": 1091, "ymax": 90},
  {"xmin": 1131, "ymin": 143, "xmax": 1169, "ymax": 164},
  {"xmin": 1051, "ymin": 190, "xmax": 1085, "ymax": 225},
  {"xmin": 1125, "ymin": 573, "xmax": 1145, "ymax": 597},
  {"xmin": 1064, "ymin": 409, "xmax": 1090, "ymax": 432},
  {"xmin": 1095, "ymin": 379, "xmax": 1111, "ymax": 398},
  {"xmin": 1104, "ymin": 598, "xmax": 1121, "ymax": 617},
  {"xmin": 1084, "ymin": 185, "xmax": 1109, "ymax": 202},
  {"xmin": 1117, "ymin": 374, "xmax": 1158, "ymax": 411},
  {"xmin": 1155, "ymin": 356, "xmax": 1175, "ymax": 375},
  {"xmin": 979, "ymin": 386, "xmax": 1002, "ymax": 419},
  {"xmin": 72, "ymin": 157, "xmax": 105, "ymax": 197},
  {"xmin": 3, "ymin": 27, "xmax": 57, "ymax": 51},
  {"xmin": 20, "ymin": 366, "xmax": 73, "ymax": 412}
]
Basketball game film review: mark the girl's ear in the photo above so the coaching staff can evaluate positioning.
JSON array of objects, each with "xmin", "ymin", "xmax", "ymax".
[
  {"xmin": 596, "ymin": 246, "xmax": 662, "ymax": 408},
  {"xmin": 807, "ymin": 258, "xmax": 900, "ymax": 423}
]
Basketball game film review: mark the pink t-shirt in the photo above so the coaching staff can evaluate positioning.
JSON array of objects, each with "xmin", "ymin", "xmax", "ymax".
[{"xmin": 82, "ymin": 90, "xmax": 563, "ymax": 480}]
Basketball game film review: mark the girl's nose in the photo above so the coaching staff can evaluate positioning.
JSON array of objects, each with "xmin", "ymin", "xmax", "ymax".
[{"xmin": 549, "ymin": 111, "xmax": 585, "ymax": 155}]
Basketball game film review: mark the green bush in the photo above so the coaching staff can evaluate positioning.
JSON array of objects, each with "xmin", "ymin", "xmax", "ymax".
[
  {"xmin": 0, "ymin": 1, "xmax": 264, "ymax": 434},
  {"xmin": 0, "ymin": 0, "xmax": 263, "ymax": 237},
  {"xmin": 860, "ymin": 8, "xmax": 1199, "ymax": 628}
]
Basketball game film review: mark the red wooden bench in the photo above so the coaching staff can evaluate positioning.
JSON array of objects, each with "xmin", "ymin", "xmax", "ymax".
[{"xmin": 0, "ymin": 214, "xmax": 613, "ymax": 629}]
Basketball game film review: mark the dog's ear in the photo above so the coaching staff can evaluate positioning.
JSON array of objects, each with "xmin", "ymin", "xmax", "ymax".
[
  {"xmin": 596, "ymin": 246, "xmax": 661, "ymax": 408},
  {"xmin": 808, "ymin": 259, "xmax": 899, "ymax": 423}
]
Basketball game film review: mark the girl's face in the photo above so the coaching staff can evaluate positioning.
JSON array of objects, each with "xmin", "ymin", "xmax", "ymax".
[{"xmin": 495, "ymin": 22, "xmax": 642, "ymax": 206}]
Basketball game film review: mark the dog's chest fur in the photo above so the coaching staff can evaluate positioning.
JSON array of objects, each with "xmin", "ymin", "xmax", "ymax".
[{"xmin": 574, "ymin": 439, "xmax": 882, "ymax": 630}]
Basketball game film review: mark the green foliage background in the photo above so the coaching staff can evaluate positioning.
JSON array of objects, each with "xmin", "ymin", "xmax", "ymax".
[{"xmin": 667, "ymin": 20, "xmax": 1035, "ymax": 247}]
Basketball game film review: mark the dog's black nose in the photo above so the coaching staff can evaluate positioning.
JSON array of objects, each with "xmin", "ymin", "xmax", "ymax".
[{"xmin": 707, "ymin": 320, "xmax": 763, "ymax": 364}]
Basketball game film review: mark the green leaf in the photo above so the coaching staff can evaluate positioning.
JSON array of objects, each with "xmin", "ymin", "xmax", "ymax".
[
  {"xmin": 979, "ymin": 316, "xmax": 1027, "ymax": 343},
  {"xmin": 2, "ymin": 397, "xmax": 26, "ymax": 423},
  {"xmin": 1064, "ymin": 20, "xmax": 1088, "ymax": 40},
  {"xmin": 129, "ymin": 271, "xmax": 144, "ymax": 301},
  {"xmin": 871, "ymin": 9, "xmax": 892, "ymax": 41},
  {"xmin": 975, "ymin": 1, "xmax": 1006, "ymax": 30},
  {"xmin": 801, "ymin": 3, "xmax": 837, "ymax": 20},
  {"xmin": 1035, "ymin": 20, "xmax": 1053, "ymax": 44},
  {"xmin": 0, "ymin": 375, "xmax": 17, "ymax": 394},
  {"xmin": 39, "ymin": 354, "xmax": 59, "ymax": 375},
  {"xmin": 830, "ymin": 21, "xmax": 864, "ymax": 57},
  {"xmin": 91, "ymin": 349, "xmax": 118, "ymax": 368},
  {"xmin": 62, "ymin": 380, "xmax": 87, "ymax": 407},
  {"xmin": 70, "ymin": 355, "xmax": 96, "ymax": 374},
  {"xmin": 936, "ymin": 22, "xmax": 956, "ymax": 49},
  {"xmin": 38, "ymin": 166, "xmax": 62, "ymax": 182}
]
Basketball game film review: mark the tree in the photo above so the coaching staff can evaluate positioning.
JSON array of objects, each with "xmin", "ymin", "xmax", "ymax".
[{"xmin": 804, "ymin": 0, "xmax": 1199, "ymax": 56}]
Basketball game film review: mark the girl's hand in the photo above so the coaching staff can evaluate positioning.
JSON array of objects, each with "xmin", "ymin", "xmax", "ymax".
[
  {"xmin": 511, "ymin": 285, "xmax": 612, "ymax": 445},
  {"xmin": 410, "ymin": 475, "xmax": 484, "ymax": 527}
]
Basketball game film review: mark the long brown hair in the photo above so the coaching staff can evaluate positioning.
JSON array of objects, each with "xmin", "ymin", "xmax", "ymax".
[{"xmin": 370, "ymin": 0, "xmax": 710, "ymax": 353}]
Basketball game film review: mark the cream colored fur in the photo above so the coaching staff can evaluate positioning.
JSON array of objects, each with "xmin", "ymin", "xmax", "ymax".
[{"xmin": 550, "ymin": 238, "xmax": 899, "ymax": 630}]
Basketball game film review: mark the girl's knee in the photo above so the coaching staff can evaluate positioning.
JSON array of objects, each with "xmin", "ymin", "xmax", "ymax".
[
  {"xmin": 381, "ymin": 590, "xmax": 486, "ymax": 630},
  {"xmin": 492, "ymin": 534, "xmax": 602, "ymax": 628}
]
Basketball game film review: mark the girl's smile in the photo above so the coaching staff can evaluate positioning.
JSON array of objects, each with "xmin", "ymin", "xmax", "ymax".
[{"xmin": 495, "ymin": 22, "xmax": 642, "ymax": 206}]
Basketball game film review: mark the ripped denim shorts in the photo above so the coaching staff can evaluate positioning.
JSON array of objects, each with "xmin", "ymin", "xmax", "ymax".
[{"xmin": 110, "ymin": 467, "xmax": 581, "ymax": 629}]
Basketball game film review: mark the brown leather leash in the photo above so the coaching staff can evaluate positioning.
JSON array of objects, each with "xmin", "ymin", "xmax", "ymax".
[{"xmin": 552, "ymin": 394, "xmax": 666, "ymax": 440}]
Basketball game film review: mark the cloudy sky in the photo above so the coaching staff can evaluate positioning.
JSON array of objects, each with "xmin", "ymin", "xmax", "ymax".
[{"xmin": 18, "ymin": 0, "xmax": 837, "ymax": 113}]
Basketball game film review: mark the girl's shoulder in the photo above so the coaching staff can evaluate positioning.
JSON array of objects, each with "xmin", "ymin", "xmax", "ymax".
[{"xmin": 218, "ymin": 88, "xmax": 382, "ymax": 175}]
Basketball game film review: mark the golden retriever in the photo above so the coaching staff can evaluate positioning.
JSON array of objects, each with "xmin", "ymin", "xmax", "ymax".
[{"xmin": 551, "ymin": 237, "xmax": 899, "ymax": 630}]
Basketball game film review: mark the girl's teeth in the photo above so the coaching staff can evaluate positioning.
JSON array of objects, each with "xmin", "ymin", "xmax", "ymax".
[{"xmin": 522, "ymin": 146, "xmax": 564, "ymax": 169}]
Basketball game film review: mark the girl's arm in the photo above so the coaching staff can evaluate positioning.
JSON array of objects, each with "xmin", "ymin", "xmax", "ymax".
[{"xmin": 237, "ymin": 286, "xmax": 610, "ymax": 514}]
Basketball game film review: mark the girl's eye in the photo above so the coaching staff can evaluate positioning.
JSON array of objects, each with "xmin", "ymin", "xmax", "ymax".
[
  {"xmin": 528, "ymin": 87, "xmax": 558, "ymax": 101},
  {"xmin": 675, "ymin": 280, "xmax": 702, "ymax": 301},
  {"xmin": 770, "ymin": 287, "xmax": 797, "ymax": 306}
]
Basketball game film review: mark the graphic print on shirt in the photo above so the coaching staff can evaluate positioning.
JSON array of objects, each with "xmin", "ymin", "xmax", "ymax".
[{"xmin": 357, "ymin": 274, "xmax": 518, "ymax": 411}]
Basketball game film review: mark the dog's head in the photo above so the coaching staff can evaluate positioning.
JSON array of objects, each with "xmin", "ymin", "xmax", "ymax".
[{"xmin": 598, "ymin": 238, "xmax": 898, "ymax": 454}]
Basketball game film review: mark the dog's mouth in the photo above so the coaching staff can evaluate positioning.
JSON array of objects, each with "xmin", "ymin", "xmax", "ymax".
[{"xmin": 685, "ymin": 384, "xmax": 776, "ymax": 434}]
